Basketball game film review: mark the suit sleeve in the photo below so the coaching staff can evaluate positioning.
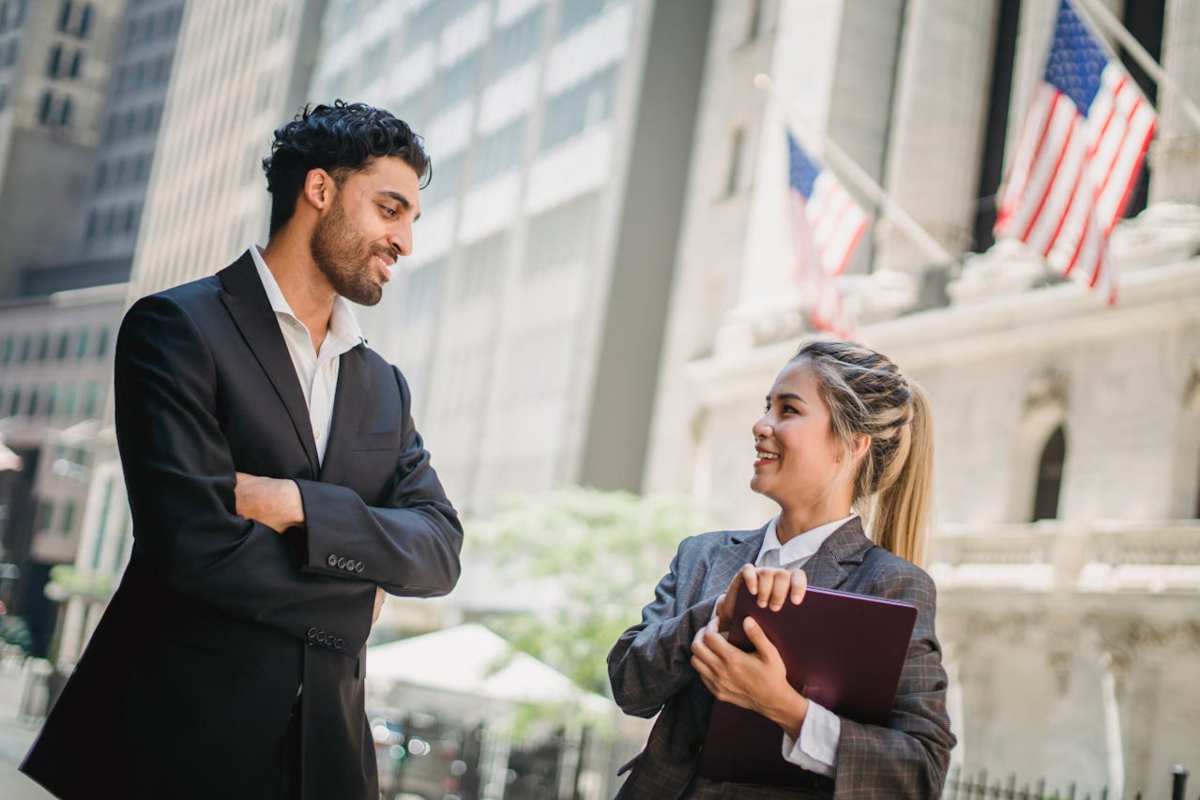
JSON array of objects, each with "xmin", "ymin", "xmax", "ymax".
[
  {"xmin": 833, "ymin": 564, "xmax": 956, "ymax": 799},
  {"xmin": 607, "ymin": 539, "xmax": 717, "ymax": 718},
  {"xmin": 114, "ymin": 295, "xmax": 376, "ymax": 655},
  {"xmin": 293, "ymin": 365, "xmax": 463, "ymax": 597}
]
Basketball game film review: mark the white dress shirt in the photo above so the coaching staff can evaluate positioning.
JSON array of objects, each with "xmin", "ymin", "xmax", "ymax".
[
  {"xmin": 758, "ymin": 513, "xmax": 855, "ymax": 776},
  {"xmin": 713, "ymin": 513, "xmax": 858, "ymax": 777},
  {"xmin": 249, "ymin": 246, "xmax": 364, "ymax": 465}
]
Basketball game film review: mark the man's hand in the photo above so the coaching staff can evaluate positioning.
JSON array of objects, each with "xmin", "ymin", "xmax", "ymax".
[
  {"xmin": 372, "ymin": 587, "xmax": 385, "ymax": 624},
  {"xmin": 234, "ymin": 472, "xmax": 304, "ymax": 534},
  {"xmin": 714, "ymin": 564, "xmax": 806, "ymax": 633},
  {"xmin": 691, "ymin": 616, "xmax": 809, "ymax": 738}
]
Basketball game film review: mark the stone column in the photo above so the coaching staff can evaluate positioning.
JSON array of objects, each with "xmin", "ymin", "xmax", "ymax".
[
  {"xmin": 1150, "ymin": 0, "xmax": 1200, "ymax": 205},
  {"xmin": 874, "ymin": 0, "xmax": 999, "ymax": 274}
]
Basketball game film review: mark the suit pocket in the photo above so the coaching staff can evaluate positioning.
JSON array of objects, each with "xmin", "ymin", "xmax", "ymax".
[
  {"xmin": 352, "ymin": 430, "xmax": 400, "ymax": 451},
  {"xmin": 617, "ymin": 751, "xmax": 643, "ymax": 776}
]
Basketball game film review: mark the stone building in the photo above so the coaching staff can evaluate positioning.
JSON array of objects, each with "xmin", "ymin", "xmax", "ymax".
[{"xmin": 643, "ymin": 0, "xmax": 1200, "ymax": 796}]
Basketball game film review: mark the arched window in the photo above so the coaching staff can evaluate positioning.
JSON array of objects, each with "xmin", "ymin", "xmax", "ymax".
[
  {"xmin": 37, "ymin": 89, "xmax": 52, "ymax": 124},
  {"xmin": 1031, "ymin": 426, "xmax": 1066, "ymax": 521},
  {"xmin": 77, "ymin": 3, "xmax": 92, "ymax": 38}
]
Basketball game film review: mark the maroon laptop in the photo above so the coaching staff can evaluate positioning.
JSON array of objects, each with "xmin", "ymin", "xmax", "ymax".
[{"xmin": 697, "ymin": 584, "xmax": 917, "ymax": 786}]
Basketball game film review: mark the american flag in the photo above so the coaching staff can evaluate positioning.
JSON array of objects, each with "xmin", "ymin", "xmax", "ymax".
[
  {"xmin": 786, "ymin": 132, "xmax": 868, "ymax": 336},
  {"xmin": 995, "ymin": 0, "xmax": 1156, "ymax": 303}
]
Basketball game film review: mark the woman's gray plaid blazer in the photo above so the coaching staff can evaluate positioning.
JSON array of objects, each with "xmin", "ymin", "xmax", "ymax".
[{"xmin": 607, "ymin": 517, "xmax": 956, "ymax": 799}]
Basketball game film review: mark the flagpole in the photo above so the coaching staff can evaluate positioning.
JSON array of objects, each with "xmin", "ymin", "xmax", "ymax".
[
  {"xmin": 1072, "ymin": 0, "xmax": 1200, "ymax": 133},
  {"xmin": 753, "ymin": 73, "xmax": 956, "ymax": 266}
]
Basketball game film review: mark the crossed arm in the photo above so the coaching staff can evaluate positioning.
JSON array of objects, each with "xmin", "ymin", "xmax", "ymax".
[{"xmin": 115, "ymin": 295, "xmax": 463, "ymax": 655}]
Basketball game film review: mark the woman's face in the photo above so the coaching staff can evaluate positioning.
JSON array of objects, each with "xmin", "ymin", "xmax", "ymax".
[{"xmin": 750, "ymin": 361, "xmax": 849, "ymax": 509}]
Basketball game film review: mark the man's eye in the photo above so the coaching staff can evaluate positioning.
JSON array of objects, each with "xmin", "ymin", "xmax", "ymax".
[{"xmin": 380, "ymin": 205, "xmax": 398, "ymax": 217}]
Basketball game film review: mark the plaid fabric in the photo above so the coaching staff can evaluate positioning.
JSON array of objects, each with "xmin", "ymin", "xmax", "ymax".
[{"xmin": 607, "ymin": 518, "xmax": 956, "ymax": 799}]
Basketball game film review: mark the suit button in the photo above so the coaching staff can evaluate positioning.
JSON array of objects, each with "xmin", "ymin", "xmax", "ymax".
[
  {"xmin": 306, "ymin": 627, "xmax": 317, "ymax": 641},
  {"xmin": 355, "ymin": 562, "xmax": 365, "ymax": 574},
  {"xmin": 327, "ymin": 554, "xmax": 338, "ymax": 567},
  {"xmin": 336, "ymin": 557, "xmax": 347, "ymax": 569},
  {"xmin": 343, "ymin": 559, "xmax": 356, "ymax": 572},
  {"xmin": 335, "ymin": 638, "xmax": 345, "ymax": 650}
]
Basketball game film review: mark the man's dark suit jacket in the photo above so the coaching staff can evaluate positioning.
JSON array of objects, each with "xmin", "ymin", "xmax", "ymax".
[
  {"xmin": 608, "ymin": 517, "xmax": 955, "ymax": 800},
  {"xmin": 21, "ymin": 252, "xmax": 463, "ymax": 800}
]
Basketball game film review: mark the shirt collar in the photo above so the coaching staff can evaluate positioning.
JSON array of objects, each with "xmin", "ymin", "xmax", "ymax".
[
  {"xmin": 249, "ymin": 246, "xmax": 364, "ymax": 354},
  {"xmin": 759, "ymin": 512, "xmax": 860, "ymax": 567}
]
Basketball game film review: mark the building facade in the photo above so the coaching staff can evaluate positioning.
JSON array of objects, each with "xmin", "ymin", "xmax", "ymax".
[
  {"xmin": 645, "ymin": 1, "xmax": 1200, "ymax": 797},
  {"xmin": 0, "ymin": 284, "xmax": 124, "ymax": 657},
  {"xmin": 26, "ymin": 0, "xmax": 186, "ymax": 297},
  {"xmin": 311, "ymin": 0, "xmax": 712, "ymax": 516},
  {"xmin": 0, "ymin": 0, "xmax": 126, "ymax": 299}
]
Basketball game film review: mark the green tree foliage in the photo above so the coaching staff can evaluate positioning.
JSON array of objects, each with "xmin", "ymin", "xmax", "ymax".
[{"xmin": 468, "ymin": 488, "xmax": 708, "ymax": 697}]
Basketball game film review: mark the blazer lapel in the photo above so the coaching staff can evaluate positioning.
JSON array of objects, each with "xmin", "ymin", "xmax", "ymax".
[
  {"xmin": 318, "ymin": 346, "xmax": 370, "ymax": 484},
  {"xmin": 803, "ymin": 516, "xmax": 875, "ymax": 590},
  {"xmin": 217, "ymin": 251, "xmax": 320, "ymax": 475},
  {"xmin": 706, "ymin": 526, "xmax": 768, "ymax": 595}
]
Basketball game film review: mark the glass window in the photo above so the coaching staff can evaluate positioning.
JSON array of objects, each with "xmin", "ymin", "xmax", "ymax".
[
  {"xmin": 37, "ymin": 89, "xmax": 52, "ymax": 124},
  {"xmin": 8, "ymin": 387, "xmax": 20, "ymax": 416},
  {"xmin": 55, "ymin": 331, "xmax": 69, "ymax": 360},
  {"xmin": 434, "ymin": 52, "xmax": 480, "ymax": 111},
  {"xmin": 45, "ymin": 384, "xmax": 58, "ymax": 417},
  {"xmin": 558, "ymin": 0, "xmax": 612, "ymax": 39},
  {"xmin": 524, "ymin": 191, "xmax": 599, "ymax": 275},
  {"xmin": 37, "ymin": 332, "xmax": 50, "ymax": 361},
  {"xmin": 75, "ymin": 326, "xmax": 89, "ymax": 358},
  {"xmin": 0, "ymin": 334, "xmax": 12, "ymax": 365},
  {"xmin": 35, "ymin": 500, "xmax": 54, "ymax": 532},
  {"xmin": 56, "ymin": 1, "xmax": 71, "ymax": 34},
  {"xmin": 68, "ymin": 48, "xmax": 82, "ymax": 78},
  {"xmin": 403, "ymin": 259, "xmax": 444, "ymax": 320},
  {"xmin": 63, "ymin": 382, "xmax": 76, "ymax": 418},
  {"xmin": 19, "ymin": 334, "xmax": 31, "ymax": 363},
  {"xmin": 81, "ymin": 381, "xmax": 99, "ymax": 417},
  {"xmin": 47, "ymin": 43, "xmax": 62, "ymax": 78},
  {"xmin": 59, "ymin": 94, "xmax": 72, "ymax": 127},
  {"xmin": 95, "ymin": 326, "xmax": 110, "ymax": 359},
  {"xmin": 27, "ymin": 385, "xmax": 39, "ymax": 416},
  {"xmin": 473, "ymin": 117, "xmax": 526, "ymax": 184},
  {"xmin": 403, "ymin": 2, "xmax": 442, "ymax": 49},
  {"xmin": 540, "ymin": 67, "xmax": 616, "ymax": 151},
  {"xmin": 459, "ymin": 233, "xmax": 507, "ymax": 300},
  {"xmin": 491, "ymin": 7, "xmax": 543, "ymax": 77},
  {"xmin": 421, "ymin": 151, "xmax": 464, "ymax": 207},
  {"xmin": 77, "ymin": 2, "xmax": 91, "ymax": 38},
  {"xmin": 60, "ymin": 499, "xmax": 76, "ymax": 535}
]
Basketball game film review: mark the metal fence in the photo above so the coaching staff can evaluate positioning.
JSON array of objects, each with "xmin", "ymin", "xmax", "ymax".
[{"xmin": 944, "ymin": 765, "xmax": 1194, "ymax": 800}]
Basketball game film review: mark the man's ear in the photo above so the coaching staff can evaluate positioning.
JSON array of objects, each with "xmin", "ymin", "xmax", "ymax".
[{"xmin": 302, "ymin": 168, "xmax": 336, "ymax": 212}]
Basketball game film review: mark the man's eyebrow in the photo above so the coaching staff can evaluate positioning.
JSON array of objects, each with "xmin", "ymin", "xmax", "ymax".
[{"xmin": 378, "ymin": 190, "xmax": 421, "ymax": 221}]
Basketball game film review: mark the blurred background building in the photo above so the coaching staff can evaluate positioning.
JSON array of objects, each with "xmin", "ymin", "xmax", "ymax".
[
  {"xmin": 643, "ymin": 1, "xmax": 1200, "ymax": 797},
  {"xmin": 0, "ymin": 0, "xmax": 1196, "ymax": 798}
]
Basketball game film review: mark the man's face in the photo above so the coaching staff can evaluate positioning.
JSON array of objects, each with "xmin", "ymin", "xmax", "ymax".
[{"xmin": 309, "ymin": 156, "xmax": 422, "ymax": 306}]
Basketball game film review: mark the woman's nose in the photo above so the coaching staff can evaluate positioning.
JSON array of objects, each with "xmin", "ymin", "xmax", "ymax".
[{"xmin": 753, "ymin": 417, "xmax": 773, "ymax": 439}]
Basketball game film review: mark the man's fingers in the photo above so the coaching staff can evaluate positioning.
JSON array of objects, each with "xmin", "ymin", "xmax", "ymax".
[{"xmin": 790, "ymin": 569, "xmax": 807, "ymax": 604}]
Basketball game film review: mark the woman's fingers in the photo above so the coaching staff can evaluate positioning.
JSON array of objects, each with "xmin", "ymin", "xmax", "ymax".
[
  {"xmin": 790, "ymin": 569, "xmax": 807, "ymax": 604},
  {"xmin": 742, "ymin": 617, "xmax": 781, "ymax": 665},
  {"xmin": 740, "ymin": 563, "xmax": 759, "ymax": 596},
  {"xmin": 768, "ymin": 570, "xmax": 790, "ymax": 611}
]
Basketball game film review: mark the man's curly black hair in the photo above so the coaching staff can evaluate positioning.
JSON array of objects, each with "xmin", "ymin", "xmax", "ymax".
[{"xmin": 261, "ymin": 101, "xmax": 431, "ymax": 236}]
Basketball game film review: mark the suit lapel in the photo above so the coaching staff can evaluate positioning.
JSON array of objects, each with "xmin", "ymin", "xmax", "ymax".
[
  {"xmin": 706, "ymin": 526, "xmax": 768, "ymax": 595},
  {"xmin": 318, "ymin": 346, "xmax": 370, "ymax": 484},
  {"xmin": 803, "ymin": 516, "xmax": 875, "ymax": 590},
  {"xmin": 217, "ymin": 251, "xmax": 320, "ymax": 475}
]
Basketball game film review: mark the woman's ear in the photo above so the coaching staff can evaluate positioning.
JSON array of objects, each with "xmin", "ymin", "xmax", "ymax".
[{"xmin": 851, "ymin": 432, "xmax": 871, "ymax": 463}]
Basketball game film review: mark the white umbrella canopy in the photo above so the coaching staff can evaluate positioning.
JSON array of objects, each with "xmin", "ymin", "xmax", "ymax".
[
  {"xmin": 367, "ymin": 623, "xmax": 610, "ymax": 712},
  {"xmin": 0, "ymin": 441, "xmax": 21, "ymax": 472}
]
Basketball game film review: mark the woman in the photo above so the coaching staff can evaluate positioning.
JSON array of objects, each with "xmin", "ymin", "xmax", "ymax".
[{"xmin": 608, "ymin": 340, "xmax": 956, "ymax": 799}]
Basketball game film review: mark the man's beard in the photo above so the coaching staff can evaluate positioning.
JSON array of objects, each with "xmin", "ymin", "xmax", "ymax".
[{"xmin": 309, "ymin": 199, "xmax": 384, "ymax": 306}]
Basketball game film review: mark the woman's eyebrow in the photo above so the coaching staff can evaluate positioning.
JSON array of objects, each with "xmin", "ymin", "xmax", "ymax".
[{"xmin": 766, "ymin": 392, "xmax": 807, "ymax": 405}]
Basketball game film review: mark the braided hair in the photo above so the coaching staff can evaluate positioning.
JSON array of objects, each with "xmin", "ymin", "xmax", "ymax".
[{"xmin": 791, "ymin": 340, "xmax": 934, "ymax": 565}]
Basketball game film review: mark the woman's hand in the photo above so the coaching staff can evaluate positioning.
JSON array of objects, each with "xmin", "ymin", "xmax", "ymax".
[
  {"xmin": 713, "ymin": 565, "xmax": 807, "ymax": 633},
  {"xmin": 690, "ymin": 616, "xmax": 809, "ymax": 738}
]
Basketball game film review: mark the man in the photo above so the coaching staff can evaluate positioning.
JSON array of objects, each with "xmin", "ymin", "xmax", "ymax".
[{"xmin": 21, "ymin": 102, "xmax": 463, "ymax": 799}]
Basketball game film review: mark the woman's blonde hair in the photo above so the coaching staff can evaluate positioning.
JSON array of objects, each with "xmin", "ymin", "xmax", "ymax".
[{"xmin": 791, "ymin": 340, "xmax": 934, "ymax": 565}]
